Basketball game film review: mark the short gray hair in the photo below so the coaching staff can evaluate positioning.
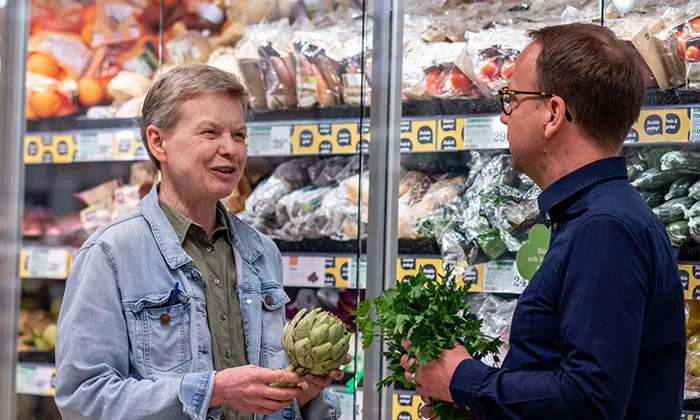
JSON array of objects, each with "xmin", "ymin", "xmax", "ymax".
[{"xmin": 140, "ymin": 63, "xmax": 249, "ymax": 170}]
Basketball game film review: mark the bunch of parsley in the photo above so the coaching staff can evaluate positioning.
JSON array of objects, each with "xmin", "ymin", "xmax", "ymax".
[{"xmin": 353, "ymin": 267, "xmax": 502, "ymax": 420}]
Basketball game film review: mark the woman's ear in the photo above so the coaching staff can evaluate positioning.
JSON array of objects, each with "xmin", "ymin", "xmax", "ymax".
[{"xmin": 146, "ymin": 125, "xmax": 167, "ymax": 165}]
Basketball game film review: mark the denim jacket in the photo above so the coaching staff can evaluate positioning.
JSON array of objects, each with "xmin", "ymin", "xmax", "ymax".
[{"xmin": 55, "ymin": 186, "xmax": 340, "ymax": 420}]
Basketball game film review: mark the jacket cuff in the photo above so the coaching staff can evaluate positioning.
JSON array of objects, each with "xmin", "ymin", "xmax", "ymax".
[
  {"xmin": 299, "ymin": 389, "xmax": 341, "ymax": 420},
  {"xmin": 450, "ymin": 359, "xmax": 492, "ymax": 411},
  {"xmin": 179, "ymin": 371, "xmax": 216, "ymax": 420}
]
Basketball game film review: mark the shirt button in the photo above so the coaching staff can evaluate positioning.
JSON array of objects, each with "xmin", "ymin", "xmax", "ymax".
[
  {"xmin": 213, "ymin": 278, "xmax": 221, "ymax": 285},
  {"xmin": 264, "ymin": 295, "xmax": 274, "ymax": 306},
  {"xmin": 206, "ymin": 246, "xmax": 213, "ymax": 252},
  {"xmin": 225, "ymin": 350, "xmax": 231, "ymax": 359},
  {"xmin": 160, "ymin": 313, "xmax": 170, "ymax": 324},
  {"xmin": 246, "ymin": 299, "xmax": 252, "ymax": 304},
  {"xmin": 220, "ymin": 314, "xmax": 227, "ymax": 321}
]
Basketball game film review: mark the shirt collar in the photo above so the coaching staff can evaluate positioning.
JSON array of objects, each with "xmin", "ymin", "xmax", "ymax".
[
  {"xmin": 538, "ymin": 156, "xmax": 628, "ymax": 219},
  {"xmin": 159, "ymin": 199, "xmax": 230, "ymax": 245}
]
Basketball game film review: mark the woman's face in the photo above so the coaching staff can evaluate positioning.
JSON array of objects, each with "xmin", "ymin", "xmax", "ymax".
[{"xmin": 159, "ymin": 93, "xmax": 248, "ymax": 204}]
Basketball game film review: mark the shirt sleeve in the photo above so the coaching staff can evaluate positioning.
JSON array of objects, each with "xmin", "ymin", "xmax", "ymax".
[
  {"xmin": 55, "ymin": 242, "xmax": 216, "ymax": 420},
  {"xmin": 449, "ymin": 215, "xmax": 650, "ymax": 420}
]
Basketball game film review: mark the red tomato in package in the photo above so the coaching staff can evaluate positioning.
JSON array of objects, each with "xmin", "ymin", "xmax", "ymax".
[
  {"xmin": 677, "ymin": 32, "xmax": 690, "ymax": 60},
  {"xmin": 31, "ymin": 4, "xmax": 84, "ymax": 35},
  {"xmin": 500, "ymin": 59, "xmax": 516, "ymax": 80},
  {"xmin": 443, "ymin": 66, "xmax": 472, "ymax": 95},
  {"xmin": 691, "ymin": 17, "xmax": 700, "ymax": 34},
  {"xmin": 425, "ymin": 69, "xmax": 443, "ymax": 96},
  {"xmin": 477, "ymin": 58, "xmax": 500, "ymax": 82},
  {"xmin": 688, "ymin": 45, "xmax": 700, "ymax": 62}
]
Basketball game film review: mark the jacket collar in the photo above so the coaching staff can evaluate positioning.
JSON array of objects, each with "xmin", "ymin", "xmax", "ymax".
[
  {"xmin": 140, "ymin": 185, "xmax": 267, "ymax": 269},
  {"xmin": 538, "ymin": 156, "xmax": 628, "ymax": 220}
]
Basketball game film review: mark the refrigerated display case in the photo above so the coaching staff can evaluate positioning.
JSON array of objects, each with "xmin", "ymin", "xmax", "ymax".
[{"xmin": 2, "ymin": 0, "xmax": 700, "ymax": 419}]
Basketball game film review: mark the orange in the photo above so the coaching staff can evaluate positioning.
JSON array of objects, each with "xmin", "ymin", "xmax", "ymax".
[
  {"xmin": 81, "ymin": 22, "xmax": 94, "ymax": 47},
  {"xmin": 81, "ymin": 5, "xmax": 97, "ymax": 24},
  {"xmin": 25, "ymin": 102, "xmax": 37, "ymax": 120},
  {"xmin": 77, "ymin": 77, "xmax": 106, "ymax": 107},
  {"xmin": 27, "ymin": 53, "xmax": 61, "ymax": 79},
  {"xmin": 29, "ymin": 90, "xmax": 62, "ymax": 118}
]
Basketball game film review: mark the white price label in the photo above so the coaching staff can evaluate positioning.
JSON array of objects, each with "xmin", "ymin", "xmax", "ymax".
[
  {"xmin": 691, "ymin": 108, "xmax": 700, "ymax": 143},
  {"xmin": 464, "ymin": 118, "xmax": 508, "ymax": 149},
  {"xmin": 347, "ymin": 258, "xmax": 367, "ymax": 289},
  {"xmin": 28, "ymin": 248, "xmax": 69, "ymax": 279},
  {"xmin": 483, "ymin": 261, "xmax": 528, "ymax": 294},
  {"xmin": 16, "ymin": 364, "xmax": 54, "ymax": 396},
  {"xmin": 76, "ymin": 132, "xmax": 114, "ymax": 161},
  {"xmin": 247, "ymin": 125, "xmax": 291, "ymax": 156},
  {"xmin": 282, "ymin": 256, "xmax": 326, "ymax": 287}
]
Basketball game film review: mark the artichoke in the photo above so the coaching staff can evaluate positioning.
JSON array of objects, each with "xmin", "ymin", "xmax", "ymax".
[{"xmin": 276, "ymin": 308, "xmax": 352, "ymax": 387}]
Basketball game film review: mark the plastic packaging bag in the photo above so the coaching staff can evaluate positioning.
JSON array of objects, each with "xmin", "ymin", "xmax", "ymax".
[
  {"xmin": 294, "ymin": 41, "xmax": 342, "ymax": 107},
  {"xmin": 259, "ymin": 42, "xmax": 298, "ymax": 109},
  {"xmin": 466, "ymin": 27, "xmax": 530, "ymax": 97},
  {"xmin": 276, "ymin": 185, "xmax": 333, "ymax": 240},
  {"xmin": 245, "ymin": 158, "xmax": 316, "ymax": 218}
]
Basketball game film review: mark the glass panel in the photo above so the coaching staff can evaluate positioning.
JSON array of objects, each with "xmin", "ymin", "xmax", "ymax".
[
  {"xmin": 19, "ymin": 0, "xmax": 370, "ymax": 419},
  {"xmin": 604, "ymin": 2, "xmax": 700, "ymax": 413}
]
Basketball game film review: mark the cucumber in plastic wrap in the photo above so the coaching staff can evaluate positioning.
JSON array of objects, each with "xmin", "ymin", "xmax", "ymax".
[
  {"xmin": 475, "ymin": 227, "xmax": 507, "ymax": 260},
  {"xmin": 644, "ymin": 146, "xmax": 675, "ymax": 170},
  {"xmin": 667, "ymin": 220, "xmax": 691, "ymax": 247},
  {"xmin": 665, "ymin": 176, "xmax": 699, "ymax": 201},
  {"xmin": 687, "ymin": 201, "xmax": 700, "ymax": 219},
  {"xmin": 631, "ymin": 168, "xmax": 687, "ymax": 191},
  {"xmin": 639, "ymin": 190, "xmax": 665, "ymax": 208},
  {"xmin": 653, "ymin": 196, "xmax": 695, "ymax": 225},
  {"xmin": 690, "ymin": 179, "xmax": 700, "ymax": 199},
  {"xmin": 625, "ymin": 150, "xmax": 649, "ymax": 182},
  {"xmin": 660, "ymin": 151, "xmax": 700, "ymax": 172},
  {"xmin": 689, "ymin": 218, "xmax": 700, "ymax": 244}
]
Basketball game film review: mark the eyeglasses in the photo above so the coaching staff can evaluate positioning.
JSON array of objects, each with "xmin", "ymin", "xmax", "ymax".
[{"xmin": 498, "ymin": 87, "xmax": 573, "ymax": 121}]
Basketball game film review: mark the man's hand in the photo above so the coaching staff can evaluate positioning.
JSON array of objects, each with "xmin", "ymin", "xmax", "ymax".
[
  {"xmin": 400, "ymin": 340, "xmax": 472, "ymax": 403},
  {"xmin": 297, "ymin": 369, "xmax": 345, "ymax": 408},
  {"xmin": 209, "ymin": 365, "xmax": 303, "ymax": 414}
]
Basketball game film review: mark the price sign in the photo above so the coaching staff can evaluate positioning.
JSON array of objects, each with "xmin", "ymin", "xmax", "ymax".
[
  {"xmin": 282, "ymin": 256, "xmax": 326, "ymax": 287},
  {"xmin": 347, "ymin": 258, "xmax": 367, "ymax": 289},
  {"xmin": 16, "ymin": 364, "xmax": 55, "ymax": 396},
  {"xmin": 27, "ymin": 248, "xmax": 70, "ymax": 279},
  {"xmin": 76, "ymin": 132, "xmax": 114, "ymax": 161},
  {"xmin": 483, "ymin": 261, "xmax": 528, "ymax": 293},
  {"xmin": 464, "ymin": 118, "xmax": 508, "ymax": 149},
  {"xmin": 247, "ymin": 125, "xmax": 291, "ymax": 156},
  {"xmin": 691, "ymin": 108, "xmax": 700, "ymax": 143}
]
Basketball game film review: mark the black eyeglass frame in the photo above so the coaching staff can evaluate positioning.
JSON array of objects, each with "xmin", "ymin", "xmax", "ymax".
[{"xmin": 498, "ymin": 87, "xmax": 573, "ymax": 121}]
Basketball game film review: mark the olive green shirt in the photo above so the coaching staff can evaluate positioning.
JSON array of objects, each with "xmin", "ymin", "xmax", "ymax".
[{"xmin": 160, "ymin": 201, "xmax": 252, "ymax": 420}]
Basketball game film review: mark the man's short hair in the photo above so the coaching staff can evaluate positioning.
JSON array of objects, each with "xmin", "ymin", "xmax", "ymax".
[
  {"xmin": 529, "ymin": 23, "xmax": 645, "ymax": 151},
  {"xmin": 140, "ymin": 63, "xmax": 248, "ymax": 170}
]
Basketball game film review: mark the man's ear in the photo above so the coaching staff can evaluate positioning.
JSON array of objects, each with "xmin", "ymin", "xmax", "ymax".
[
  {"xmin": 146, "ymin": 125, "xmax": 167, "ymax": 165},
  {"xmin": 543, "ymin": 96, "xmax": 567, "ymax": 139}
]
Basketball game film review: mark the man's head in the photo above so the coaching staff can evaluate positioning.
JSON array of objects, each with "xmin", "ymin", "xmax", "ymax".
[
  {"xmin": 141, "ymin": 64, "xmax": 249, "ymax": 204},
  {"xmin": 501, "ymin": 23, "xmax": 645, "ymax": 180}
]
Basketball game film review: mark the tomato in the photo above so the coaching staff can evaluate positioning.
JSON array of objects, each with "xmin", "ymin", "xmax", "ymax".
[
  {"xmin": 500, "ymin": 59, "xmax": 516, "ymax": 80},
  {"xmin": 691, "ymin": 17, "xmax": 700, "ymax": 34},
  {"xmin": 425, "ymin": 69, "xmax": 444, "ymax": 96},
  {"xmin": 677, "ymin": 32, "xmax": 690, "ymax": 60},
  {"xmin": 444, "ymin": 67, "xmax": 472, "ymax": 95},
  {"xmin": 477, "ymin": 58, "xmax": 499, "ymax": 82},
  {"xmin": 687, "ymin": 45, "xmax": 700, "ymax": 62}
]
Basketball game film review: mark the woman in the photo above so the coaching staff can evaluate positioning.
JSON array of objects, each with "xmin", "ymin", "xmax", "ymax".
[{"xmin": 55, "ymin": 64, "xmax": 342, "ymax": 420}]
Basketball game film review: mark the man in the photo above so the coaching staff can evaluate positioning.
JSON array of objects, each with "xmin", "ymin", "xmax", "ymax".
[
  {"xmin": 55, "ymin": 64, "xmax": 342, "ymax": 420},
  {"xmin": 402, "ymin": 23, "xmax": 686, "ymax": 419}
]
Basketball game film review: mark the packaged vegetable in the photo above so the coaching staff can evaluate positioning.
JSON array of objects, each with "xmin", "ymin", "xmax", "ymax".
[
  {"xmin": 25, "ymin": 72, "xmax": 77, "ymax": 119},
  {"xmin": 106, "ymin": 71, "xmax": 152, "ymax": 102},
  {"xmin": 92, "ymin": 0, "xmax": 146, "ymax": 48},
  {"xmin": 466, "ymin": 27, "xmax": 530, "ymax": 96},
  {"xmin": 652, "ymin": 196, "xmax": 695, "ymax": 224},
  {"xmin": 28, "ymin": 31, "xmax": 93, "ymax": 80},
  {"xmin": 661, "ymin": 151, "xmax": 700, "ymax": 172},
  {"xmin": 640, "ymin": 190, "xmax": 666, "ymax": 208},
  {"xmin": 667, "ymin": 220, "xmax": 692, "ymax": 247},
  {"xmin": 666, "ymin": 176, "xmax": 699, "ymax": 201},
  {"xmin": 631, "ymin": 168, "xmax": 687, "ymax": 191}
]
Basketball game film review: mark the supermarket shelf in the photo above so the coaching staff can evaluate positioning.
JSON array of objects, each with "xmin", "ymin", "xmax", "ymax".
[
  {"xmin": 24, "ymin": 94, "xmax": 700, "ymax": 163},
  {"xmin": 18, "ymin": 351, "xmax": 55, "ymax": 364}
]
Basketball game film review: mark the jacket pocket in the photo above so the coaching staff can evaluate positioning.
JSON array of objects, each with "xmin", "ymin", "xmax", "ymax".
[
  {"xmin": 260, "ymin": 285, "xmax": 290, "ymax": 354},
  {"xmin": 125, "ymin": 291, "xmax": 193, "ymax": 377}
]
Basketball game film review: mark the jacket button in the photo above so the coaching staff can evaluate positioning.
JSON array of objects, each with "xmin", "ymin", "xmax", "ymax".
[
  {"xmin": 160, "ymin": 313, "xmax": 170, "ymax": 324},
  {"xmin": 264, "ymin": 295, "xmax": 274, "ymax": 306}
]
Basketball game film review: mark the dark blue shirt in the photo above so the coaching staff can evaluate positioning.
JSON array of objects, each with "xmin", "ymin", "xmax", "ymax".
[{"xmin": 450, "ymin": 157, "xmax": 686, "ymax": 420}]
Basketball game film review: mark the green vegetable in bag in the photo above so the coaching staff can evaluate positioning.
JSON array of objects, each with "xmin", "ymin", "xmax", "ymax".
[
  {"xmin": 665, "ymin": 176, "xmax": 699, "ymax": 201},
  {"xmin": 631, "ymin": 168, "xmax": 687, "ymax": 191},
  {"xmin": 687, "ymin": 201, "xmax": 700, "ymax": 219},
  {"xmin": 475, "ymin": 228, "xmax": 507, "ymax": 260},
  {"xmin": 689, "ymin": 218, "xmax": 700, "ymax": 244},
  {"xmin": 667, "ymin": 220, "xmax": 691, "ymax": 247},
  {"xmin": 689, "ymin": 179, "xmax": 700, "ymax": 199},
  {"xmin": 660, "ymin": 151, "xmax": 700, "ymax": 172},
  {"xmin": 653, "ymin": 197, "xmax": 696, "ymax": 224},
  {"xmin": 645, "ymin": 146, "xmax": 675, "ymax": 170},
  {"xmin": 639, "ymin": 190, "xmax": 665, "ymax": 208}
]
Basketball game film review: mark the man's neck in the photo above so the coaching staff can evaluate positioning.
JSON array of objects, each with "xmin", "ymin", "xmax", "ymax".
[
  {"xmin": 159, "ymin": 181, "xmax": 218, "ymax": 234},
  {"xmin": 532, "ymin": 137, "xmax": 618, "ymax": 190}
]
